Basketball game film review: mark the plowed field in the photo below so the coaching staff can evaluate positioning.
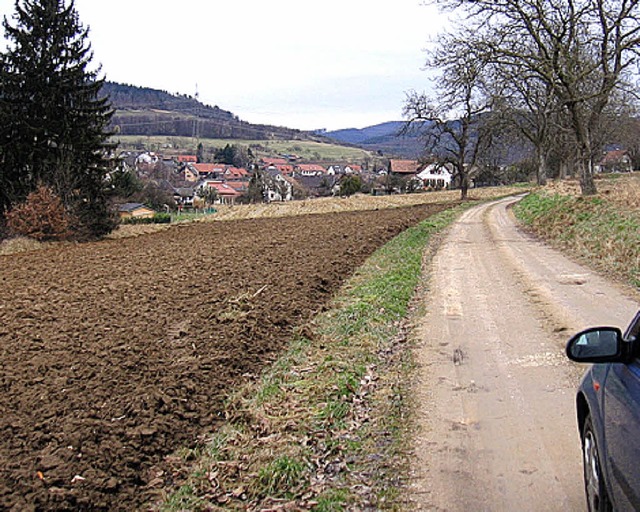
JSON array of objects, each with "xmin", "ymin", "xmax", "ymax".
[{"xmin": 0, "ymin": 203, "xmax": 451, "ymax": 510}]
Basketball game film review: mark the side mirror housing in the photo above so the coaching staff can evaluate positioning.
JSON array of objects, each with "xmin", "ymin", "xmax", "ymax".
[{"xmin": 566, "ymin": 327, "xmax": 626, "ymax": 363}]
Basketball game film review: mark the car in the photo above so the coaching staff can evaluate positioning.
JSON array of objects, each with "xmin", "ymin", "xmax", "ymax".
[{"xmin": 566, "ymin": 310, "xmax": 640, "ymax": 512}]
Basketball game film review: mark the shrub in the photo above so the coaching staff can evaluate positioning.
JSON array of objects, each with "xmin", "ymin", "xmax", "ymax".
[
  {"xmin": 6, "ymin": 185, "xmax": 72, "ymax": 241},
  {"xmin": 339, "ymin": 175, "xmax": 362, "ymax": 197},
  {"xmin": 121, "ymin": 213, "xmax": 171, "ymax": 225}
]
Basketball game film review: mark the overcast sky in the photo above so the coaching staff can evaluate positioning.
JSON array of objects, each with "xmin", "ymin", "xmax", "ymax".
[{"xmin": 0, "ymin": 0, "xmax": 447, "ymax": 131}]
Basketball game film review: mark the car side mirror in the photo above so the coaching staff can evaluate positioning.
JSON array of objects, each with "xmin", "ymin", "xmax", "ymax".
[{"xmin": 566, "ymin": 327, "xmax": 625, "ymax": 363}]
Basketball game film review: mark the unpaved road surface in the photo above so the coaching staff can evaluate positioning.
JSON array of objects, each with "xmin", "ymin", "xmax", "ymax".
[{"xmin": 410, "ymin": 196, "xmax": 639, "ymax": 511}]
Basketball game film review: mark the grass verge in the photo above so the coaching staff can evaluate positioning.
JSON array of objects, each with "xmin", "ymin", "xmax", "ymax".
[
  {"xmin": 157, "ymin": 204, "xmax": 469, "ymax": 511},
  {"xmin": 513, "ymin": 182, "xmax": 640, "ymax": 289}
]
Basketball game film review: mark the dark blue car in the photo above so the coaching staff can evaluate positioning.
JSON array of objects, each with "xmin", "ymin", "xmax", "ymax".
[{"xmin": 566, "ymin": 310, "xmax": 640, "ymax": 512}]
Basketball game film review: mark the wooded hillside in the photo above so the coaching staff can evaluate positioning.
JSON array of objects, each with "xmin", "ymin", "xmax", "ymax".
[
  {"xmin": 103, "ymin": 82, "xmax": 326, "ymax": 142},
  {"xmin": 323, "ymin": 121, "xmax": 428, "ymax": 158}
]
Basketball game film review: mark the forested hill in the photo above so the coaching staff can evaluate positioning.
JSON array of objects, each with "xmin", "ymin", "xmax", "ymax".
[
  {"xmin": 322, "ymin": 122, "xmax": 428, "ymax": 159},
  {"xmin": 102, "ymin": 82, "xmax": 322, "ymax": 141}
]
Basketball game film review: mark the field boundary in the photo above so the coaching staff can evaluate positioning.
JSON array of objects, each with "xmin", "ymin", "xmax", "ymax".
[{"xmin": 156, "ymin": 203, "xmax": 475, "ymax": 511}]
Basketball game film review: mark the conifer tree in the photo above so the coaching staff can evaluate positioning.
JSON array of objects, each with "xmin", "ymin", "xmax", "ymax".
[{"xmin": 0, "ymin": 0, "xmax": 117, "ymax": 237}]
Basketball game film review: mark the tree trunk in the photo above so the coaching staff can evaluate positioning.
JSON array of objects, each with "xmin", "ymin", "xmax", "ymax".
[
  {"xmin": 565, "ymin": 103, "xmax": 598, "ymax": 196},
  {"xmin": 578, "ymin": 158, "xmax": 597, "ymax": 196},
  {"xmin": 559, "ymin": 160, "xmax": 569, "ymax": 180},
  {"xmin": 460, "ymin": 174, "xmax": 469, "ymax": 200},
  {"xmin": 537, "ymin": 150, "xmax": 547, "ymax": 186},
  {"xmin": 575, "ymin": 134, "xmax": 597, "ymax": 195}
]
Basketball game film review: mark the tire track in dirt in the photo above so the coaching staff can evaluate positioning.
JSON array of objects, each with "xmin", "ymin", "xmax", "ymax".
[{"xmin": 488, "ymin": 197, "xmax": 638, "ymax": 337}]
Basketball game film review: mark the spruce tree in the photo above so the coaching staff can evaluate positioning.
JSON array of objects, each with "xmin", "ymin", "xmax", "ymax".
[{"xmin": 0, "ymin": 0, "xmax": 117, "ymax": 237}]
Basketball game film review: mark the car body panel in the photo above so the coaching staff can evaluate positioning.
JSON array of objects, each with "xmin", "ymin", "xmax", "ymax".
[
  {"xmin": 602, "ymin": 362, "xmax": 640, "ymax": 510},
  {"xmin": 568, "ymin": 311, "xmax": 640, "ymax": 512}
]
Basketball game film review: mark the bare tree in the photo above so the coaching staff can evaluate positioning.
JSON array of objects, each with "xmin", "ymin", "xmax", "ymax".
[
  {"xmin": 433, "ymin": 0, "xmax": 640, "ymax": 195},
  {"xmin": 404, "ymin": 33, "xmax": 495, "ymax": 199},
  {"xmin": 490, "ymin": 64, "xmax": 560, "ymax": 185}
]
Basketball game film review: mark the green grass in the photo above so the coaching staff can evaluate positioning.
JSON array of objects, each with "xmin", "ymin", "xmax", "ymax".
[
  {"xmin": 112, "ymin": 135, "xmax": 375, "ymax": 163},
  {"xmin": 257, "ymin": 456, "xmax": 306, "ymax": 498},
  {"xmin": 162, "ymin": 485, "xmax": 205, "ymax": 510},
  {"xmin": 313, "ymin": 489, "xmax": 349, "ymax": 512},
  {"xmin": 514, "ymin": 191, "xmax": 640, "ymax": 288},
  {"xmin": 170, "ymin": 210, "xmax": 216, "ymax": 223}
]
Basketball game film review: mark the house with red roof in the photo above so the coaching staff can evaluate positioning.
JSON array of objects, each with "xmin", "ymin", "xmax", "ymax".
[
  {"xmin": 225, "ymin": 180, "xmax": 248, "ymax": 193},
  {"xmin": 199, "ymin": 180, "xmax": 241, "ymax": 205},
  {"xmin": 176, "ymin": 155, "xmax": 197, "ymax": 163},
  {"xmin": 261, "ymin": 157, "xmax": 289, "ymax": 167},
  {"xmin": 191, "ymin": 163, "xmax": 226, "ymax": 178},
  {"xmin": 389, "ymin": 159, "xmax": 421, "ymax": 175},
  {"xmin": 265, "ymin": 164, "xmax": 292, "ymax": 175},
  {"xmin": 224, "ymin": 167, "xmax": 250, "ymax": 180},
  {"xmin": 596, "ymin": 149, "xmax": 633, "ymax": 173},
  {"xmin": 283, "ymin": 165, "xmax": 296, "ymax": 175}
]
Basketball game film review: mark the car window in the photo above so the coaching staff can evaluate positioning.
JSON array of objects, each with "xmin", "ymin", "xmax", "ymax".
[
  {"xmin": 625, "ymin": 313, "xmax": 640, "ymax": 361},
  {"xmin": 624, "ymin": 312, "xmax": 640, "ymax": 341}
]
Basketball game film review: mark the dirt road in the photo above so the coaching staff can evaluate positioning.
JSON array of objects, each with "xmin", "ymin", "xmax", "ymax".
[{"xmin": 410, "ymin": 196, "xmax": 639, "ymax": 511}]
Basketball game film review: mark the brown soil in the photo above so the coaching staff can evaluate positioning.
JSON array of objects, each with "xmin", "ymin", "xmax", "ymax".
[{"xmin": 0, "ymin": 203, "xmax": 450, "ymax": 511}]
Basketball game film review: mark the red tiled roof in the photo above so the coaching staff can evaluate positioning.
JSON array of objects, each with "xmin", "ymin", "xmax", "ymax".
[
  {"xmin": 224, "ymin": 167, "xmax": 249, "ymax": 178},
  {"xmin": 225, "ymin": 181, "xmax": 247, "ymax": 192},
  {"xmin": 193, "ymin": 163, "xmax": 225, "ymax": 173},
  {"xmin": 277, "ymin": 165, "xmax": 295, "ymax": 175},
  {"xmin": 177, "ymin": 155, "xmax": 197, "ymax": 163},
  {"xmin": 390, "ymin": 159, "xmax": 420, "ymax": 173},
  {"xmin": 262, "ymin": 157, "xmax": 288, "ymax": 166},
  {"xmin": 206, "ymin": 181, "xmax": 241, "ymax": 196},
  {"xmin": 297, "ymin": 164, "xmax": 326, "ymax": 173}
]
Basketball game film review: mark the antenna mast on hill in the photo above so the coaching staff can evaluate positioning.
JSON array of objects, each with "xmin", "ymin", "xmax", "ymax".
[{"xmin": 192, "ymin": 83, "xmax": 200, "ymax": 143}]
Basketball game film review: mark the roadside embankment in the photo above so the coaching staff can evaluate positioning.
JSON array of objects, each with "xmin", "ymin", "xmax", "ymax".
[{"xmin": 513, "ymin": 174, "xmax": 640, "ymax": 289}]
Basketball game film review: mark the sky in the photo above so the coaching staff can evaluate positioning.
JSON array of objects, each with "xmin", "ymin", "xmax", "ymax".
[{"xmin": 0, "ymin": 0, "xmax": 447, "ymax": 131}]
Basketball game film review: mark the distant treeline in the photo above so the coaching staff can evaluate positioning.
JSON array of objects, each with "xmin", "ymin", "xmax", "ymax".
[{"xmin": 102, "ymin": 82, "xmax": 319, "ymax": 141}]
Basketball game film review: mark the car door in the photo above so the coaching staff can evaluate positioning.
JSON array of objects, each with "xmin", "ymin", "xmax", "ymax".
[{"xmin": 602, "ymin": 359, "xmax": 640, "ymax": 511}]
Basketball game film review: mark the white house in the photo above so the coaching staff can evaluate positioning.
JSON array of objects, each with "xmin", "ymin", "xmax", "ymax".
[
  {"xmin": 264, "ymin": 170, "xmax": 293, "ymax": 202},
  {"xmin": 136, "ymin": 152, "xmax": 158, "ymax": 166},
  {"xmin": 296, "ymin": 164, "xmax": 326, "ymax": 177},
  {"xmin": 595, "ymin": 149, "xmax": 633, "ymax": 173},
  {"xmin": 418, "ymin": 163, "xmax": 454, "ymax": 189}
]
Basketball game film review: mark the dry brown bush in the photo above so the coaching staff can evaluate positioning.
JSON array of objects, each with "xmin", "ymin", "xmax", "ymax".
[{"xmin": 6, "ymin": 185, "xmax": 72, "ymax": 241}]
